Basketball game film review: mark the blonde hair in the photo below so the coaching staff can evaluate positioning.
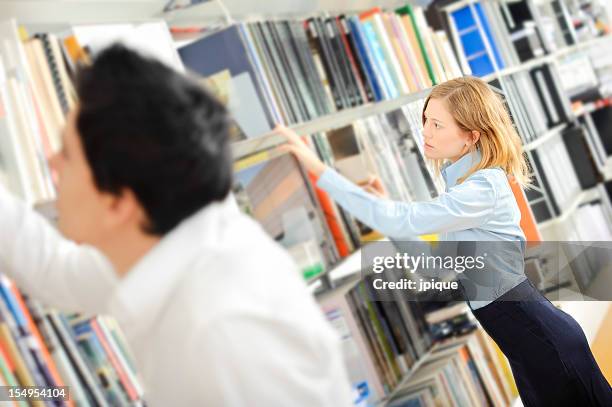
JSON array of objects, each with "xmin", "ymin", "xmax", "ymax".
[{"xmin": 422, "ymin": 76, "xmax": 531, "ymax": 188}]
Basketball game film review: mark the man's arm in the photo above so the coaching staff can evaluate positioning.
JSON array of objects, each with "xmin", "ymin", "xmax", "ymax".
[{"xmin": 0, "ymin": 185, "xmax": 117, "ymax": 315}]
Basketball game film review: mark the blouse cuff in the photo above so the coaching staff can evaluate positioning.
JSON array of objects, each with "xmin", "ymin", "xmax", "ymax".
[{"xmin": 316, "ymin": 167, "xmax": 342, "ymax": 192}]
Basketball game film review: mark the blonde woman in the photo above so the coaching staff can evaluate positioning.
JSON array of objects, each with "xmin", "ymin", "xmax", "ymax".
[{"xmin": 278, "ymin": 76, "xmax": 612, "ymax": 406}]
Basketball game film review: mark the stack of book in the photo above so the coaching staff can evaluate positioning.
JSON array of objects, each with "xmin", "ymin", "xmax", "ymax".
[
  {"xmin": 0, "ymin": 273, "xmax": 144, "ymax": 406},
  {"xmin": 387, "ymin": 330, "xmax": 517, "ymax": 407}
]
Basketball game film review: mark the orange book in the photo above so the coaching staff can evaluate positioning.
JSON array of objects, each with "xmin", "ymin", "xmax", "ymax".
[
  {"xmin": 508, "ymin": 175, "xmax": 542, "ymax": 245},
  {"xmin": 359, "ymin": 7, "xmax": 383, "ymax": 20},
  {"xmin": 308, "ymin": 172, "xmax": 351, "ymax": 258}
]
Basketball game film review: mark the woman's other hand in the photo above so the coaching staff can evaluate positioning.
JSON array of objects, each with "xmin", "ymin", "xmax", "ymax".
[
  {"xmin": 361, "ymin": 175, "xmax": 388, "ymax": 199},
  {"xmin": 275, "ymin": 125, "xmax": 327, "ymax": 178}
]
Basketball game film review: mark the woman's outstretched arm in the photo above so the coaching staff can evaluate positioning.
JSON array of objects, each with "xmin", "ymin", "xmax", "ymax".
[
  {"xmin": 317, "ymin": 167, "xmax": 497, "ymax": 239},
  {"xmin": 275, "ymin": 124, "xmax": 497, "ymax": 240}
]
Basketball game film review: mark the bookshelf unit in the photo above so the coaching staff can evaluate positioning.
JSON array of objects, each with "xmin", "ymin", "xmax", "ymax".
[{"xmin": 1, "ymin": 0, "xmax": 612, "ymax": 406}]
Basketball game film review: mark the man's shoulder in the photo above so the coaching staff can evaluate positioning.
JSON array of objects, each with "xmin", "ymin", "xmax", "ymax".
[
  {"xmin": 180, "ymin": 209, "xmax": 302, "ymax": 301},
  {"xmin": 219, "ymin": 210, "xmax": 297, "ymax": 268}
]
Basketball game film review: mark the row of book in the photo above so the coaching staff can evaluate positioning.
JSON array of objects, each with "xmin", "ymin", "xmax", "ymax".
[
  {"xmin": 177, "ymin": 5, "xmax": 464, "ymax": 141},
  {"xmin": 497, "ymin": 63, "xmax": 570, "ymax": 145},
  {"xmin": 526, "ymin": 127, "xmax": 582, "ymax": 222},
  {"xmin": 388, "ymin": 330, "xmax": 517, "ymax": 407},
  {"xmin": 0, "ymin": 19, "xmax": 182, "ymax": 205},
  {"xmin": 1, "ymin": 7, "xmax": 608, "ymax": 215},
  {"xmin": 317, "ymin": 270, "xmax": 523, "ymax": 406},
  {"xmin": 318, "ymin": 274, "xmax": 435, "ymax": 404},
  {"xmin": 425, "ymin": 0, "xmax": 609, "ymax": 80},
  {"xmin": 555, "ymin": 198, "xmax": 612, "ymax": 242},
  {"xmin": 524, "ymin": 100, "xmax": 612, "ymax": 226},
  {"xmin": 0, "ymin": 272, "xmax": 144, "ymax": 406},
  {"xmin": 0, "ymin": 20, "xmax": 66, "ymax": 204}
]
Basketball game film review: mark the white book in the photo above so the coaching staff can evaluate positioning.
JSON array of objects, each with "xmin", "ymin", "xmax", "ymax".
[
  {"xmin": 413, "ymin": 7, "xmax": 446, "ymax": 83},
  {"xmin": 434, "ymin": 30, "xmax": 463, "ymax": 79},
  {"xmin": 533, "ymin": 69, "xmax": 560, "ymax": 126},
  {"xmin": 318, "ymin": 276, "xmax": 386, "ymax": 402},
  {"xmin": 0, "ymin": 58, "xmax": 31, "ymax": 199},
  {"xmin": 71, "ymin": 20, "xmax": 184, "ymax": 72},
  {"xmin": 519, "ymin": 72, "xmax": 548, "ymax": 134},
  {"xmin": 0, "ymin": 19, "xmax": 55, "ymax": 203},
  {"xmin": 391, "ymin": 14, "xmax": 425, "ymax": 90},
  {"xmin": 537, "ymin": 143, "xmax": 565, "ymax": 212},
  {"xmin": 6, "ymin": 78, "xmax": 48, "ymax": 201},
  {"xmin": 371, "ymin": 13, "xmax": 410, "ymax": 95}
]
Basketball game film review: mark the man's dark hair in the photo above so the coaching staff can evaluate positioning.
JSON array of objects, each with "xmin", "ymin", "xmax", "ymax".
[{"xmin": 76, "ymin": 44, "xmax": 232, "ymax": 235}]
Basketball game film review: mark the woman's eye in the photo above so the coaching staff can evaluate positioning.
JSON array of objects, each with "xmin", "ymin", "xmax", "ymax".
[{"xmin": 434, "ymin": 123, "xmax": 441, "ymax": 129}]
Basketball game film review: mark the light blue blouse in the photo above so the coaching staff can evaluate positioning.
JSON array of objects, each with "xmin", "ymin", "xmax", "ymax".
[{"xmin": 316, "ymin": 149, "xmax": 527, "ymax": 309}]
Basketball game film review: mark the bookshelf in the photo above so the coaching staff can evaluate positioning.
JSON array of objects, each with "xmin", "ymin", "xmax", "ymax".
[
  {"xmin": 374, "ymin": 346, "xmax": 433, "ymax": 407},
  {"xmin": 1, "ymin": 0, "xmax": 612, "ymax": 405}
]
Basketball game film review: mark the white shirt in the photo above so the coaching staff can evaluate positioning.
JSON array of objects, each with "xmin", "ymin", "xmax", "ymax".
[{"xmin": 0, "ymin": 186, "xmax": 353, "ymax": 406}]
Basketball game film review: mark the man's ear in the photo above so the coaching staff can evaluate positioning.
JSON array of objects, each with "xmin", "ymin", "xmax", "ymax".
[{"xmin": 103, "ymin": 188, "xmax": 142, "ymax": 228}]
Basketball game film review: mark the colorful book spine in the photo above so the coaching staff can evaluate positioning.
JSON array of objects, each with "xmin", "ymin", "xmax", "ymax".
[
  {"xmin": 90, "ymin": 318, "xmax": 139, "ymax": 402},
  {"xmin": 359, "ymin": 18, "xmax": 397, "ymax": 99}
]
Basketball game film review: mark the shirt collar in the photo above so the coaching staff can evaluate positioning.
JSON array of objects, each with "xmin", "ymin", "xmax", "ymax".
[
  {"xmin": 441, "ymin": 149, "xmax": 482, "ymax": 188},
  {"xmin": 107, "ymin": 193, "xmax": 241, "ymax": 339}
]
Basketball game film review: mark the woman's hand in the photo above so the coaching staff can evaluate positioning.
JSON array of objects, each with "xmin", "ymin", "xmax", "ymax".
[
  {"xmin": 275, "ymin": 125, "xmax": 327, "ymax": 178},
  {"xmin": 362, "ymin": 175, "xmax": 388, "ymax": 199}
]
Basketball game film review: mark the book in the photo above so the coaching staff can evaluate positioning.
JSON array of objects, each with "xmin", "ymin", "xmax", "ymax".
[
  {"xmin": 178, "ymin": 25, "xmax": 276, "ymax": 139},
  {"xmin": 233, "ymin": 152, "xmax": 339, "ymax": 279}
]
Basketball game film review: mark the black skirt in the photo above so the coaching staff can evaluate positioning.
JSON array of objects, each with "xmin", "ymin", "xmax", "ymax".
[{"xmin": 470, "ymin": 279, "xmax": 612, "ymax": 407}]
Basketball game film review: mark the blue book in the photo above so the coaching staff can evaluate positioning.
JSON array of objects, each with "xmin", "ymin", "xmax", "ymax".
[
  {"xmin": 450, "ymin": 2, "xmax": 505, "ymax": 77},
  {"xmin": 178, "ymin": 25, "xmax": 275, "ymax": 138},
  {"xmin": 348, "ymin": 17, "xmax": 384, "ymax": 102},
  {"xmin": 360, "ymin": 20, "xmax": 398, "ymax": 99}
]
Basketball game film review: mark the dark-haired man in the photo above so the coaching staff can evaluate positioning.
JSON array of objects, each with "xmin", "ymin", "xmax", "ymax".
[{"xmin": 0, "ymin": 44, "xmax": 352, "ymax": 405}]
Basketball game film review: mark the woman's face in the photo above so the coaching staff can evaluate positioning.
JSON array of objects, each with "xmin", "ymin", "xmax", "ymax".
[{"xmin": 422, "ymin": 98, "xmax": 475, "ymax": 162}]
